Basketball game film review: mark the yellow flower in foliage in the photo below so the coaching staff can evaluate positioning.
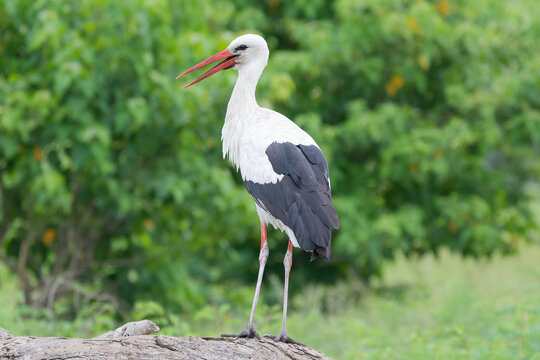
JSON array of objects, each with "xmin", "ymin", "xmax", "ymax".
[
  {"xmin": 268, "ymin": 0, "xmax": 280, "ymax": 9},
  {"xmin": 407, "ymin": 17, "xmax": 420, "ymax": 35},
  {"xmin": 418, "ymin": 54, "xmax": 430, "ymax": 71},
  {"xmin": 448, "ymin": 220, "xmax": 458, "ymax": 233},
  {"xmin": 438, "ymin": 0, "xmax": 450, "ymax": 16},
  {"xmin": 33, "ymin": 146, "xmax": 44, "ymax": 161},
  {"xmin": 43, "ymin": 229, "xmax": 56, "ymax": 246},
  {"xmin": 144, "ymin": 219, "xmax": 155, "ymax": 231},
  {"xmin": 385, "ymin": 75, "xmax": 404, "ymax": 96}
]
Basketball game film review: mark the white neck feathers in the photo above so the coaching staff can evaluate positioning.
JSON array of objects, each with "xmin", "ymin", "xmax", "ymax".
[{"xmin": 222, "ymin": 62, "xmax": 265, "ymax": 168}]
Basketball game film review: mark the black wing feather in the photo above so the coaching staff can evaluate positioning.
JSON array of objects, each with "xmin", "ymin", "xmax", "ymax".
[{"xmin": 244, "ymin": 142, "xmax": 339, "ymax": 261}]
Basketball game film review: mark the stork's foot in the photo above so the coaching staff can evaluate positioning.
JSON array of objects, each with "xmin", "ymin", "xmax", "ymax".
[
  {"xmin": 264, "ymin": 333, "xmax": 304, "ymax": 346},
  {"xmin": 221, "ymin": 327, "xmax": 261, "ymax": 339}
]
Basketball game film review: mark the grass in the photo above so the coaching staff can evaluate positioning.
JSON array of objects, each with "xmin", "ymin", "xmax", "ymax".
[
  {"xmin": 2, "ymin": 246, "xmax": 540, "ymax": 359},
  {"xmin": 282, "ymin": 246, "xmax": 540, "ymax": 359}
]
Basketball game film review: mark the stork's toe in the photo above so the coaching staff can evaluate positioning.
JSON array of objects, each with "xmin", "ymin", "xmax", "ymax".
[
  {"xmin": 264, "ymin": 333, "xmax": 304, "ymax": 346},
  {"xmin": 221, "ymin": 327, "xmax": 261, "ymax": 339}
]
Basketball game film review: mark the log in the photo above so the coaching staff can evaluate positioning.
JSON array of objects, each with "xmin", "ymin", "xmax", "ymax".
[
  {"xmin": 93, "ymin": 319, "xmax": 160, "ymax": 339},
  {"xmin": 0, "ymin": 327, "xmax": 13, "ymax": 341},
  {"xmin": 0, "ymin": 320, "xmax": 332, "ymax": 359}
]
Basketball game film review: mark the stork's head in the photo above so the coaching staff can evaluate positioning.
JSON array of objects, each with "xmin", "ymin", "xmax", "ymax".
[
  {"xmin": 227, "ymin": 34, "xmax": 269, "ymax": 70},
  {"xmin": 177, "ymin": 34, "xmax": 269, "ymax": 88}
]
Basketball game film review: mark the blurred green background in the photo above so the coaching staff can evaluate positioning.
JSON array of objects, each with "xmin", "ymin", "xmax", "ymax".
[{"xmin": 1, "ymin": 0, "xmax": 540, "ymax": 358}]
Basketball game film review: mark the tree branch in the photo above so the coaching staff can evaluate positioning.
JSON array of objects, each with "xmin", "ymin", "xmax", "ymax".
[
  {"xmin": 94, "ymin": 320, "xmax": 160, "ymax": 339},
  {"xmin": 16, "ymin": 234, "xmax": 33, "ymax": 305},
  {"xmin": 0, "ymin": 320, "xmax": 331, "ymax": 359},
  {"xmin": 0, "ymin": 327, "xmax": 13, "ymax": 341}
]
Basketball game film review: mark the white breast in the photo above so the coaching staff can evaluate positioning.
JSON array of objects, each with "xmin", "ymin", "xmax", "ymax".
[{"xmin": 222, "ymin": 107, "xmax": 317, "ymax": 184}]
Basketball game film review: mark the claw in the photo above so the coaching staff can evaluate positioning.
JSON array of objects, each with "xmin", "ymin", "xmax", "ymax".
[
  {"xmin": 264, "ymin": 333, "xmax": 304, "ymax": 346},
  {"xmin": 221, "ymin": 327, "xmax": 261, "ymax": 339}
]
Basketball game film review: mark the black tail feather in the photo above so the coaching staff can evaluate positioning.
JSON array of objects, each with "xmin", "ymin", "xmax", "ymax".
[{"xmin": 310, "ymin": 246, "xmax": 331, "ymax": 262}]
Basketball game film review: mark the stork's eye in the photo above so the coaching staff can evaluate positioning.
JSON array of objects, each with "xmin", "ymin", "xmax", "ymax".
[{"xmin": 235, "ymin": 44, "xmax": 248, "ymax": 52}]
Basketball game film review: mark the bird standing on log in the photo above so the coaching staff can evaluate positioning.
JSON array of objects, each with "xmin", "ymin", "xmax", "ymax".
[{"xmin": 177, "ymin": 34, "xmax": 339, "ymax": 344}]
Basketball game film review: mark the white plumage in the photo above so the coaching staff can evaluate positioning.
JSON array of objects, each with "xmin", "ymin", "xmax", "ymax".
[
  {"xmin": 222, "ymin": 35, "xmax": 320, "ymax": 247},
  {"xmin": 222, "ymin": 36, "xmax": 317, "ymax": 183},
  {"xmin": 177, "ymin": 33, "xmax": 338, "ymax": 344}
]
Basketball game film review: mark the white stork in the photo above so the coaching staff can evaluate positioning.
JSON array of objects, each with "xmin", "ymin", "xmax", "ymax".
[{"xmin": 177, "ymin": 34, "xmax": 339, "ymax": 344}]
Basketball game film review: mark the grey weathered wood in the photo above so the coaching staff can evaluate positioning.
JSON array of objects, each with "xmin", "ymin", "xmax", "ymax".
[
  {"xmin": 0, "ymin": 327, "xmax": 13, "ymax": 340},
  {"xmin": 0, "ymin": 321, "xmax": 331, "ymax": 359},
  {"xmin": 93, "ymin": 319, "xmax": 160, "ymax": 339}
]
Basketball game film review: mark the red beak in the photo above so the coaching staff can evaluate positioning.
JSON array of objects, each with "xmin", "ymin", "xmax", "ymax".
[{"xmin": 176, "ymin": 49, "xmax": 237, "ymax": 88}]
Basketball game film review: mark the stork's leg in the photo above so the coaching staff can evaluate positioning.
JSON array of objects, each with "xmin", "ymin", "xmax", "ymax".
[
  {"xmin": 264, "ymin": 240, "xmax": 304, "ymax": 345},
  {"xmin": 221, "ymin": 222, "xmax": 269, "ymax": 339}
]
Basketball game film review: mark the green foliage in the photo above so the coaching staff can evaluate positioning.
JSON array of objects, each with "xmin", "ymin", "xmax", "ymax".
[
  {"xmin": 301, "ymin": 245, "xmax": 540, "ymax": 359},
  {"xmin": 264, "ymin": 0, "xmax": 540, "ymax": 277},
  {"xmin": 0, "ymin": 0, "xmax": 539, "ymax": 325},
  {"xmin": 0, "ymin": 0, "xmax": 256, "ymax": 314}
]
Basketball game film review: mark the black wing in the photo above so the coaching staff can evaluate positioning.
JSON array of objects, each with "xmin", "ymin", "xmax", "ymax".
[{"xmin": 244, "ymin": 142, "xmax": 339, "ymax": 261}]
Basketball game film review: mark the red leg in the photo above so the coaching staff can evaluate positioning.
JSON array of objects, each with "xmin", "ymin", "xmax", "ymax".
[{"xmin": 260, "ymin": 222, "xmax": 267, "ymax": 249}]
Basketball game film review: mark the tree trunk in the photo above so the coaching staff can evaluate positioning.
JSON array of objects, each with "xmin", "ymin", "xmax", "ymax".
[{"xmin": 0, "ymin": 320, "xmax": 332, "ymax": 359}]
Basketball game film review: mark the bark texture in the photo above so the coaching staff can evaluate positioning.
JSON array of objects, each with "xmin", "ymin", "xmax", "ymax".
[
  {"xmin": 93, "ymin": 319, "xmax": 160, "ymax": 339},
  {"xmin": 0, "ymin": 321, "xmax": 331, "ymax": 360},
  {"xmin": 0, "ymin": 327, "xmax": 13, "ymax": 341}
]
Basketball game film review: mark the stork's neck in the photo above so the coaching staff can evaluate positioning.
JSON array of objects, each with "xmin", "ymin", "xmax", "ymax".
[
  {"xmin": 222, "ymin": 63, "xmax": 265, "ymax": 167},
  {"xmin": 228, "ymin": 65, "xmax": 263, "ymax": 114}
]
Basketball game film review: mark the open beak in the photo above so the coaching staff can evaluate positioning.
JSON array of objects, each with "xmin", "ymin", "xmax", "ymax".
[{"xmin": 176, "ymin": 49, "xmax": 237, "ymax": 89}]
